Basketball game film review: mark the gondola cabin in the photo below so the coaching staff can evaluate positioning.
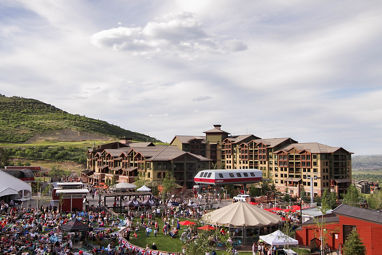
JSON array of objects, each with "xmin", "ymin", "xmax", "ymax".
[{"xmin": 194, "ymin": 169, "xmax": 262, "ymax": 185}]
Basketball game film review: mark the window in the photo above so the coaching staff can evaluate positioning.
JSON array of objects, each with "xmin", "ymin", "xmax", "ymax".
[
  {"xmin": 314, "ymin": 182, "xmax": 317, "ymax": 187},
  {"xmin": 229, "ymin": 173, "xmax": 234, "ymax": 177},
  {"xmin": 250, "ymin": 172, "xmax": 255, "ymax": 177},
  {"xmin": 207, "ymin": 173, "xmax": 212, "ymax": 178},
  {"xmin": 200, "ymin": 172, "xmax": 204, "ymax": 177},
  {"xmin": 313, "ymin": 154, "xmax": 317, "ymax": 159},
  {"xmin": 236, "ymin": 173, "xmax": 242, "ymax": 177},
  {"xmin": 219, "ymin": 173, "xmax": 224, "ymax": 178},
  {"xmin": 147, "ymin": 172, "xmax": 151, "ymax": 178},
  {"xmin": 243, "ymin": 172, "xmax": 248, "ymax": 177},
  {"xmin": 157, "ymin": 172, "xmax": 161, "ymax": 178}
]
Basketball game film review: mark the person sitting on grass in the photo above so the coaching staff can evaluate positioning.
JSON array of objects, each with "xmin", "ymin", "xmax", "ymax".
[
  {"xmin": 151, "ymin": 242, "xmax": 157, "ymax": 250},
  {"xmin": 169, "ymin": 228, "xmax": 178, "ymax": 238}
]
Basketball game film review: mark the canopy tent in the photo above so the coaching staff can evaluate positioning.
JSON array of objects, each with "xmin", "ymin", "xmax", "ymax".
[
  {"xmin": 61, "ymin": 218, "xmax": 90, "ymax": 232},
  {"xmin": 0, "ymin": 170, "xmax": 31, "ymax": 201},
  {"xmin": 202, "ymin": 201, "xmax": 282, "ymax": 245},
  {"xmin": 202, "ymin": 201, "xmax": 281, "ymax": 227},
  {"xmin": 198, "ymin": 225, "xmax": 215, "ymax": 231},
  {"xmin": 260, "ymin": 230, "xmax": 298, "ymax": 246},
  {"xmin": 179, "ymin": 220, "xmax": 196, "ymax": 226},
  {"xmin": 114, "ymin": 182, "xmax": 137, "ymax": 190},
  {"xmin": 137, "ymin": 185, "xmax": 151, "ymax": 192}
]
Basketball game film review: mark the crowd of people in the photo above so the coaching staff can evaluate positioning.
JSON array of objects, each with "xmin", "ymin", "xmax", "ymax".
[{"xmin": 0, "ymin": 183, "xmax": 304, "ymax": 255}]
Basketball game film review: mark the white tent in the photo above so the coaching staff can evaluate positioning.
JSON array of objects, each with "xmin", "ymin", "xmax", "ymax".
[
  {"xmin": 202, "ymin": 201, "xmax": 281, "ymax": 227},
  {"xmin": 260, "ymin": 230, "xmax": 298, "ymax": 246},
  {"xmin": 0, "ymin": 170, "xmax": 32, "ymax": 200},
  {"xmin": 114, "ymin": 182, "xmax": 136, "ymax": 190},
  {"xmin": 137, "ymin": 185, "xmax": 151, "ymax": 192}
]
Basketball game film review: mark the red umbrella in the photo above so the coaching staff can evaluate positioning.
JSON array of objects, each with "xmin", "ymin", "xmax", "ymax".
[
  {"xmin": 198, "ymin": 225, "xmax": 215, "ymax": 231},
  {"xmin": 179, "ymin": 220, "xmax": 196, "ymax": 226}
]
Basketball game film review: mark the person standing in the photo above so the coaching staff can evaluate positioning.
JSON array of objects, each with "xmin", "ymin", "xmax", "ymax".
[{"xmin": 252, "ymin": 241, "xmax": 258, "ymax": 255}]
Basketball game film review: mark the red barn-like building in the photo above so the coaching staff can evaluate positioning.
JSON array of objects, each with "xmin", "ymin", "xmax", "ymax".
[
  {"xmin": 296, "ymin": 204, "xmax": 382, "ymax": 255},
  {"xmin": 52, "ymin": 182, "xmax": 88, "ymax": 212}
]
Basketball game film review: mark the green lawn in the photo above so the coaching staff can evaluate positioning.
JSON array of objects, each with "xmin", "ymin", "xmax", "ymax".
[
  {"xmin": 128, "ymin": 217, "xmax": 189, "ymax": 252},
  {"xmin": 126, "ymin": 217, "xmax": 255, "ymax": 254}
]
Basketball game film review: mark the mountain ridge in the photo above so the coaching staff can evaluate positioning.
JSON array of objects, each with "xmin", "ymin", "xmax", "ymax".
[{"xmin": 0, "ymin": 94, "xmax": 159, "ymax": 143}]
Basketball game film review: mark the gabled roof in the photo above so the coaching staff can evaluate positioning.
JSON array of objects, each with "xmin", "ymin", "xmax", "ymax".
[
  {"xmin": 103, "ymin": 148, "xmax": 130, "ymax": 157},
  {"xmin": 275, "ymin": 142, "xmax": 349, "ymax": 154},
  {"xmin": 303, "ymin": 213, "xmax": 339, "ymax": 225},
  {"xmin": 170, "ymin": 135, "xmax": 206, "ymax": 144},
  {"xmin": 333, "ymin": 204, "xmax": 382, "ymax": 225},
  {"xmin": 226, "ymin": 135, "xmax": 260, "ymax": 144},
  {"xmin": 129, "ymin": 142, "xmax": 155, "ymax": 147},
  {"xmin": 253, "ymin": 138, "xmax": 297, "ymax": 148},
  {"xmin": 129, "ymin": 145, "xmax": 207, "ymax": 162}
]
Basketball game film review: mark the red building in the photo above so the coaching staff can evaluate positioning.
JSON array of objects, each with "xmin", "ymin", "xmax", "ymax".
[
  {"xmin": 52, "ymin": 182, "xmax": 88, "ymax": 212},
  {"xmin": 296, "ymin": 204, "xmax": 382, "ymax": 255}
]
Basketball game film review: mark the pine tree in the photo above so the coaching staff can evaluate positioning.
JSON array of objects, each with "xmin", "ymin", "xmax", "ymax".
[
  {"xmin": 343, "ymin": 229, "xmax": 366, "ymax": 255},
  {"xmin": 343, "ymin": 185, "xmax": 362, "ymax": 207}
]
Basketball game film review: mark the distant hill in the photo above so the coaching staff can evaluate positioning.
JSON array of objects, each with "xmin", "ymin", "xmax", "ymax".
[
  {"xmin": 352, "ymin": 155, "xmax": 382, "ymax": 171},
  {"xmin": 0, "ymin": 95, "xmax": 158, "ymax": 143}
]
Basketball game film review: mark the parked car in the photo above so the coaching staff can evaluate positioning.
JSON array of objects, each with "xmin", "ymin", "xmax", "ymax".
[{"xmin": 233, "ymin": 194, "xmax": 250, "ymax": 202}]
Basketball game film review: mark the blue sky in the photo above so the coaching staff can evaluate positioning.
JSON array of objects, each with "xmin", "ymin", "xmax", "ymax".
[{"xmin": 0, "ymin": 0, "xmax": 382, "ymax": 155}]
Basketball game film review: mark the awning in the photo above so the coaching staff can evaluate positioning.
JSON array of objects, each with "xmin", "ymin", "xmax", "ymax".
[
  {"xmin": 285, "ymin": 178, "xmax": 301, "ymax": 182},
  {"xmin": 124, "ymin": 167, "xmax": 138, "ymax": 172},
  {"xmin": 334, "ymin": 179, "xmax": 351, "ymax": 184}
]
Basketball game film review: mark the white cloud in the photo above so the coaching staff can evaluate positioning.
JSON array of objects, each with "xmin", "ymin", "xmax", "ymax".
[
  {"xmin": 91, "ymin": 12, "xmax": 246, "ymax": 58},
  {"xmin": 1, "ymin": 0, "xmax": 382, "ymax": 155}
]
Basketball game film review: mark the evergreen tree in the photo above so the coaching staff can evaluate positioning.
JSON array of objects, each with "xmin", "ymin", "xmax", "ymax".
[
  {"xmin": 343, "ymin": 229, "xmax": 366, "ymax": 255},
  {"xmin": 0, "ymin": 147, "xmax": 9, "ymax": 167},
  {"xmin": 343, "ymin": 185, "xmax": 362, "ymax": 207},
  {"xmin": 321, "ymin": 189, "xmax": 337, "ymax": 209},
  {"xmin": 367, "ymin": 190, "xmax": 382, "ymax": 209},
  {"xmin": 161, "ymin": 171, "xmax": 177, "ymax": 201}
]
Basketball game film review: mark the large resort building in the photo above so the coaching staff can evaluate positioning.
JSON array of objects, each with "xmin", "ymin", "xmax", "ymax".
[
  {"xmin": 86, "ymin": 124, "xmax": 351, "ymax": 197},
  {"xmin": 86, "ymin": 139, "xmax": 211, "ymax": 188},
  {"xmin": 171, "ymin": 124, "xmax": 352, "ymax": 197}
]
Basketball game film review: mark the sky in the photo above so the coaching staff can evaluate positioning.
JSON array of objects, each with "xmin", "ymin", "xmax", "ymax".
[{"xmin": 0, "ymin": 0, "xmax": 382, "ymax": 155}]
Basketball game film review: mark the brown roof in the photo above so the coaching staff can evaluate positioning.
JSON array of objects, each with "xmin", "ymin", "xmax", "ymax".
[
  {"xmin": 129, "ymin": 142, "xmax": 155, "ymax": 147},
  {"xmin": 275, "ymin": 142, "xmax": 348, "ymax": 154},
  {"xmin": 204, "ymin": 126, "xmax": 229, "ymax": 134},
  {"xmin": 334, "ymin": 204, "xmax": 382, "ymax": 225},
  {"xmin": 226, "ymin": 135, "xmax": 259, "ymax": 144},
  {"xmin": 170, "ymin": 135, "xmax": 206, "ymax": 144},
  {"xmin": 254, "ymin": 138, "xmax": 297, "ymax": 148},
  {"xmin": 132, "ymin": 145, "xmax": 210, "ymax": 162},
  {"xmin": 103, "ymin": 148, "xmax": 130, "ymax": 157}
]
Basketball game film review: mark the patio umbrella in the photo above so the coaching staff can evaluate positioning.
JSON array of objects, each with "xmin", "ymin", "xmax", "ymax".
[
  {"xmin": 179, "ymin": 220, "xmax": 196, "ymax": 226},
  {"xmin": 61, "ymin": 219, "xmax": 89, "ymax": 232},
  {"xmin": 198, "ymin": 225, "xmax": 216, "ymax": 231}
]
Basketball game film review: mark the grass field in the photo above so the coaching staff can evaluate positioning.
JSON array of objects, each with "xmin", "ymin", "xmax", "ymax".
[{"xmin": 0, "ymin": 140, "xmax": 111, "ymax": 148}]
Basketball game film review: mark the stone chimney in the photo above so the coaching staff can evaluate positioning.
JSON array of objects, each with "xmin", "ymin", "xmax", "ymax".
[
  {"xmin": 119, "ymin": 137, "xmax": 133, "ymax": 144},
  {"xmin": 213, "ymin": 124, "xmax": 222, "ymax": 130}
]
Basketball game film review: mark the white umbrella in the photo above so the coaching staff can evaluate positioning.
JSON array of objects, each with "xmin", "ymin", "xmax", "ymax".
[
  {"xmin": 137, "ymin": 185, "xmax": 151, "ymax": 192},
  {"xmin": 115, "ymin": 182, "xmax": 136, "ymax": 190},
  {"xmin": 260, "ymin": 230, "xmax": 298, "ymax": 246}
]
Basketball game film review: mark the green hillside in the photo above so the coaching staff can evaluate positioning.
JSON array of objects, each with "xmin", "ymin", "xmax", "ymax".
[{"xmin": 0, "ymin": 95, "xmax": 158, "ymax": 143}]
